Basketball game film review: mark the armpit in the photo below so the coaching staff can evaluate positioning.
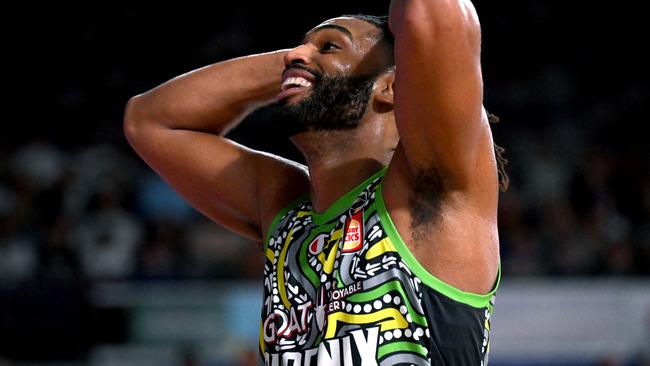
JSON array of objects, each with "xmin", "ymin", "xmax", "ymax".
[{"xmin": 409, "ymin": 167, "xmax": 445, "ymax": 240}]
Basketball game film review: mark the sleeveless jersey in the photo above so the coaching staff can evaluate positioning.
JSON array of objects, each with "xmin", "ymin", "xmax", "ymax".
[{"xmin": 260, "ymin": 168, "xmax": 499, "ymax": 365}]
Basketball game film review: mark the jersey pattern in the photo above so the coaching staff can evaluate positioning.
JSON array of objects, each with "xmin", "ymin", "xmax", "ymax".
[{"xmin": 260, "ymin": 168, "xmax": 497, "ymax": 366}]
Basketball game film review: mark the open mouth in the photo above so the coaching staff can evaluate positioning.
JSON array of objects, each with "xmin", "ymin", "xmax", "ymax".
[
  {"xmin": 281, "ymin": 76, "xmax": 313, "ymax": 91},
  {"xmin": 277, "ymin": 76, "xmax": 316, "ymax": 101},
  {"xmin": 277, "ymin": 67, "xmax": 319, "ymax": 101}
]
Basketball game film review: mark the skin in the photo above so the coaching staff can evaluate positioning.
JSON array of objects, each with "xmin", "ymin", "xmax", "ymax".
[{"xmin": 124, "ymin": 0, "xmax": 499, "ymax": 295}]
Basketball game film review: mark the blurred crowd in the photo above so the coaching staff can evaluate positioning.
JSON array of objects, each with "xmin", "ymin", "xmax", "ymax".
[
  {"xmin": 0, "ymin": 141, "xmax": 264, "ymax": 362},
  {"xmin": 499, "ymin": 137, "xmax": 650, "ymax": 277},
  {"xmin": 0, "ymin": 142, "xmax": 263, "ymax": 285}
]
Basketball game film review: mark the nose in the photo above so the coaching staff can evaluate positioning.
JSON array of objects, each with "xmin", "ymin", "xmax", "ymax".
[{"xmin": 284, "ymin": 44, "xmax": 313, "ymax": 66}]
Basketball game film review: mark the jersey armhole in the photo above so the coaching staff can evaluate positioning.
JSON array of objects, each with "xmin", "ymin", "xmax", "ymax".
[
  {"xmin": 263, "ymin": 192, "xmax": 310, "ymax": 249},
  {"xmin": 376, "ymin": 180, "xmax": 500, "ymax": 309}
]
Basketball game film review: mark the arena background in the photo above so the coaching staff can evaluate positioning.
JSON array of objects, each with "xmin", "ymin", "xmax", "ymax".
[{"xmin": 2, "ymin": 1, "xmax": 648, "ymax": 365}]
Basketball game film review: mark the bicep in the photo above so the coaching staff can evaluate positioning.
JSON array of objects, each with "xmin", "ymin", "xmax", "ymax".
[{"xmin": 125, "ymin": 123, "xmax": 309, "ymax": 241}]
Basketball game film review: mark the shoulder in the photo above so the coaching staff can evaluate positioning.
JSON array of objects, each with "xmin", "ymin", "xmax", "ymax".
[{"xmin": 255, "ymin": 151, "xmax": 310, "ymax": 243}]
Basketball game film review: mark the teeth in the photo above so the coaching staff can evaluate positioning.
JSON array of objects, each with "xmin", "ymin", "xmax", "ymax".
[{"xmin": 281, "ymin": 77, "xmax": 313, "ymax": 91}]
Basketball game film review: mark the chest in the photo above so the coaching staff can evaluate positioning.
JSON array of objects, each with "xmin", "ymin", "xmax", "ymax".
[{"xmin": 261, "ymin": 202, "xmax": 428, "ymax": 351}]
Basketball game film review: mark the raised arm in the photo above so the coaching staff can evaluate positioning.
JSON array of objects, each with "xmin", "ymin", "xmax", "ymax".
[
  {"xmin": 384, "ymin": 0, "xmax": 499, "ymax": 294},
  {"xmin": 388, "ymin": 0, "xmax": 496, "ymax": 195},
  {"xmin": 123, "ymin": 51, "xmax": 309, "ymax": 241}
]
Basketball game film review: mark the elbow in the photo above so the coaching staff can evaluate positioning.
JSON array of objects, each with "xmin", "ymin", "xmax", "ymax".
[
  {"xmin": 122, "ymin": 94, "xmax": 147, "ymax": 147},
  {"xmin": 390, "ymin": 0, "xmax": 480, "ymax": 41}
]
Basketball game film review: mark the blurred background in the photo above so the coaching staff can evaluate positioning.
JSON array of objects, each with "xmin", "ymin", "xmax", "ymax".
[{"xmin": 2, "ymin": 1, "xmax": 648, "ymax": 365}]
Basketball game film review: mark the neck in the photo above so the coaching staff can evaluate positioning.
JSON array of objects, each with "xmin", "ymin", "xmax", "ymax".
[{"xmin": 291, "ymin": 127, "xmax": 392, "ymax": 213}]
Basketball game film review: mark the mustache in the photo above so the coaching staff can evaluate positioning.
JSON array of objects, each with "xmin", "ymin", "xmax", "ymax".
[{"xmin": 283, "ymin": 64, "xmax": 323, "ymax": 81}]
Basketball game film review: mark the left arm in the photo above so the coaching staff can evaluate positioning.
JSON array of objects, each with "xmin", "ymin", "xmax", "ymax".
[
  {"xmin": 384, "ymin": 0, "xmax": 499, "ymax": 294},
  {"xmin": 388, "ymin": 0, "xmax": 494, "ymax": 193}
]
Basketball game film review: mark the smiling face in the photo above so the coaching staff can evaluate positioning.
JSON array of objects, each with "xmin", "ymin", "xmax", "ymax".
[{"xmin": 273, "ymin": 17, "xmax": 394, "ymax": 135}]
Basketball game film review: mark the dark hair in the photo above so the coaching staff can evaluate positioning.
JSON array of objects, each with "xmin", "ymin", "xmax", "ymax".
[
  {"xmin": 342, "ymin": 14, "xmax": 395, "ymax": 66},
  {"xmin": 487, "ymin": 113, "xmax": 510, "ymax": 192}
]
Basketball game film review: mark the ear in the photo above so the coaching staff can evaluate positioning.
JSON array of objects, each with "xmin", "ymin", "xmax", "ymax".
[{"xmin": 373, "ymin": 67, "xmax": 395, "ymax": 109}]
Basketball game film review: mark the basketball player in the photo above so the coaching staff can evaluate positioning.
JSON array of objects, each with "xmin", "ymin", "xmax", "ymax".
[{"xmin": 124, "ymin": 1, "xmax": 505, "ymax": 364}]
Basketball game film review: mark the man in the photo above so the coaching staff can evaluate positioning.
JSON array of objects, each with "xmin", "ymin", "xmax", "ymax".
[{"xmin": 124, "ymin": 1, "xmax": 504, "ymax": 364}]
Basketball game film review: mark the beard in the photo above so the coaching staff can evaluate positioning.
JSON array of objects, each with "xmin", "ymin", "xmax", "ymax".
[{"xmin": 272, "ymin": 72, "xmax": 377, "ymax": 137}]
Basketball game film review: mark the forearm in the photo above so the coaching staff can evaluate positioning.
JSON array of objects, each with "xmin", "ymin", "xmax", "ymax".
[{"xmin": 125, "ymin": 50, "xmax": 287, "ymax": 136}]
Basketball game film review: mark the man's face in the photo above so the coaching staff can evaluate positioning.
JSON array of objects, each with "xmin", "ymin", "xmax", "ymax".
[{"xmin": 273, "ymin": 17, "xmax": 390, "ymax": 135}]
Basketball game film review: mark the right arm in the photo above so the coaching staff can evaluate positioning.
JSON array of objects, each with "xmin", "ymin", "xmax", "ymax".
[{"xmin": 123, "ymin": 50, "xmax": 310, "ymax": 241}]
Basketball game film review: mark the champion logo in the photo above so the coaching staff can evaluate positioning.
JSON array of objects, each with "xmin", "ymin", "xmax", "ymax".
[{"xmin": 308, "ymin": 234, "xmax": 328, "ymax": 255}]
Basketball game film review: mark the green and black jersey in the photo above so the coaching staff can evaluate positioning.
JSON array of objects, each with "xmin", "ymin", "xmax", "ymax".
[{"xmin": 260, "ymin": 168, "xmax": 499, "ymax": 366}]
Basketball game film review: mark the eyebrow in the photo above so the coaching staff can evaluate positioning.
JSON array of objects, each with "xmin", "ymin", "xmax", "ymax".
[{"xmin": 301, "ymin": 24, "xmax": 354, "ymax": 44}]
